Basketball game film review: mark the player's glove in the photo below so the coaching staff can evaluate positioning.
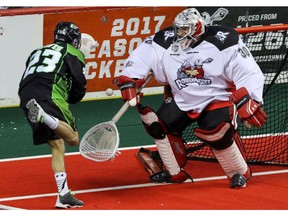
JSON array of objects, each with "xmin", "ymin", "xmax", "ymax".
[
  {"xmin": 114, "ymin": 75, "xmax": 145, "ymax": 107},
  {"xmin": 230, "ymin": 87, "xmax": 267, "ymax": 128}
]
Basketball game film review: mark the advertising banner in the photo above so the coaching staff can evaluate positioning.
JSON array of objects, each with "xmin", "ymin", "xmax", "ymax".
[
  {"xmin": 196, "ymin": 7, "xmax": 288, "ymax": 75},
  {"xmin": 0, "ymin": 7, "xmax": 286, "ymax": 106},
  {"xmin": 0, "ymin": 14, "xmax": 43, "ymax": 106},
  {"xmin": 43, "ymin": 7, "xmax": 187, "ymax": 93},
  {"xmin": 196, "ymin": 7, "xmax": 287, "ymax": 27}
]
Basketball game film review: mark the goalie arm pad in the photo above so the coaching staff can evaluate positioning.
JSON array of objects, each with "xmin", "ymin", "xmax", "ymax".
[
  {"xmin": 116, "ymin": 75, "xmax": 145, "ymax": 107},
  {"xmin": 229, "ymin": 87, "xmax": 267, "ymax": 127}
]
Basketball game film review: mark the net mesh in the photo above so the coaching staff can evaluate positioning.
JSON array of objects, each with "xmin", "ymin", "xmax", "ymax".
[
  {"xmin": 80, "ymin": 122, "xmax": 118, "ymax": 162},
  {"xmin": 183, "ymin": 25, "xmax": 288, "ymax": 166}
]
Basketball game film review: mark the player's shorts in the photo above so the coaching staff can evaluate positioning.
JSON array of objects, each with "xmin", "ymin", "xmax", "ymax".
[{"xmin": 22, "ymin": 98, "xmax": 77, "ymax": 145}]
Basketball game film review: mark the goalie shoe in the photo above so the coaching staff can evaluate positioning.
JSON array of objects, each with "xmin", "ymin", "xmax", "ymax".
[
  {"xmin": 150, "ymin": 169, "xmax": 193, "ymax": 183},
  {"xmin": 230, "ymin": 166, "xmax": 252, "ymax": 188},
  {"xmin": 137, "ymin": 147, "xmax": 193, "ymax": 183}
]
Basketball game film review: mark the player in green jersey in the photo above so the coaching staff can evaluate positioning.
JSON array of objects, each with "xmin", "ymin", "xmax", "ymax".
[{"xmin": 18, "ymin": 21, "xmax": 86, "ymax": 208}]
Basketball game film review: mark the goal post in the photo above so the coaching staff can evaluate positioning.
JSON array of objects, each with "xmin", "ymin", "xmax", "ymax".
[{"xmin": 183, "ymin": 24, "xmax": 288, "ymax": 166}]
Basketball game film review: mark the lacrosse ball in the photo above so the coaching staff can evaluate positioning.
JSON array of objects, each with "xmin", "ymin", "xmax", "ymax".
[{"xmin": 105, "ymin": 88, "xmax": 114, "ymax": 96}]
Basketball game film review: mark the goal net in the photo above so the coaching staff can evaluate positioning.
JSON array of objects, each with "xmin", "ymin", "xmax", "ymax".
[{"xmin": 183, "ymin": 24, "xmax": 288, "ymax": 166}]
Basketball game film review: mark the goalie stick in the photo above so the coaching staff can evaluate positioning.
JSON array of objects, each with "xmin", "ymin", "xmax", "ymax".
[
  {"xmin": 79, "ymin": 73, "xmax": 153, "ymax": 162},
  {"xmin": 80, "ymin": 33, "xmax": 99, "ymax": 58}
]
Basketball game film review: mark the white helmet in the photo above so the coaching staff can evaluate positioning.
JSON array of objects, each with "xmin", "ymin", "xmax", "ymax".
[{"xmin": 173, "ymin": 8, "xmax": 205, "ymax": 50}]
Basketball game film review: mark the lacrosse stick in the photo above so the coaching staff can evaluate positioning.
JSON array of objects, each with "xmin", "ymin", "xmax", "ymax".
[
  {"xmin": 79, "ymin": 73, "xmax": 153, "ymax": 162},
  {"xmin": 80, "ymin": 33, "xmax": 99, "ymax": 57}
]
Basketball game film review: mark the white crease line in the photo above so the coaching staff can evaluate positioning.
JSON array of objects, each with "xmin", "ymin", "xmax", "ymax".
[
  {"xmin": 0, "ymin": 204, "xmax": 26, "ymax": 210},
  {"xmin": 0, "ymin": 145, "xmax": 157, "ymax": 162},
  {"xmin": 0, "ymin": 169, "xmax": 287, "ymax": 203}
]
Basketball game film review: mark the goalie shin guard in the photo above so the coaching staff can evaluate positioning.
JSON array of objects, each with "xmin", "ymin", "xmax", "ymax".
[
  {"xmin": 153, "ymin": 135, "xmax": 192, "ymax": 183},
  {"xmin": 194, "ymin": 122, "xmax": 251, "ymax": 188},
  {"xmin": 137, "ymin": 105, "xmax": 191, "ymax": 183},
  {"xmin": 212, "ymin": 142, "xmax": 252, "ymax": 188},
  {"xmin": 212, "ymin": 141, "xmax": 248, "ymax": 178}
]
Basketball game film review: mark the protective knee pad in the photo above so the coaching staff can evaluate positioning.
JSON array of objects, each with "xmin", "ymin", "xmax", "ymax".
[
  {"xmin": 194, "ymin": 122, "xmax": 234, "ymax": 150},
  {"xmin": 137, "ymin": 105, "xmax": 166, "ymax": 139}
]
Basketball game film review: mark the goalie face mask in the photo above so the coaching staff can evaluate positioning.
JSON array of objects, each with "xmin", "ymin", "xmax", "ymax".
[
  {"xmin": 172, "ymin": 8, "xmax": 205, "ymax": 50},
  {"xmin": 54, "ymin": 21, "xmax": 82, "ymax": 49}
]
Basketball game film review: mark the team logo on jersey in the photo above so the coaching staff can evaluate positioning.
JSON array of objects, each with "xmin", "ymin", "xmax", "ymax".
[
  {"xmin": 164, "ymin": 30, "xmax": 174, "ymax": 41},
  {"xmin": 215, "ymin": 31, "xmax": 230, "ymax": 43},
  {"xmin": 174, "ymin": 58, "xmax": 213, "ymax": 89}
]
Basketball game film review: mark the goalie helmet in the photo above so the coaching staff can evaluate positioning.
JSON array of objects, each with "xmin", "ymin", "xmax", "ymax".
[
  {"xmin": 54, "ymin": 21, "xmax": 81, "ymax": 49},
  {"xmin": 173, "ymin": 8, "xmax": 205, "ymax": 50}
]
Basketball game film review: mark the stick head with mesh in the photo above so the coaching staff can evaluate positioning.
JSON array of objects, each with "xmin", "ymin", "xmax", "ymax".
[
  {"xmin": 79, "ymin": 121, "xmax": 119, "ymax": 162},
  {"xmin": 80, "ymin": 33, "xmax": 99, "ymax": 57}
]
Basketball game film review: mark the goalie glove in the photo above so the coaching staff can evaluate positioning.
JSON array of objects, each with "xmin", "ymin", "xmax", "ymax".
[
  {"xmin": 115, "ymin": 75, "xmax": 145, "ymax": 107},
  {"xmin": 230, "ymin": 87, "xmax": 267, "ymax": 127}
]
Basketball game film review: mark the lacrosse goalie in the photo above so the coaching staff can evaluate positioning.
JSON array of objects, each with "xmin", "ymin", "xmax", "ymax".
[{"xmin": 115, "ymin": 8, "xmax": 267, "ymax": 188}]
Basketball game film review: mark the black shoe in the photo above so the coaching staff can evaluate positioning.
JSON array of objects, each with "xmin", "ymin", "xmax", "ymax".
[
  {"xmin": 150, "ymin": 170, "xmax": 171, "ymax": 183},
  {"xmin": 230, "ymin": 174, "xmax": 247, "ymax": 188},
  {"xmin": 55, "ymin": 191, "xmax": 84, "ymax": 208}
]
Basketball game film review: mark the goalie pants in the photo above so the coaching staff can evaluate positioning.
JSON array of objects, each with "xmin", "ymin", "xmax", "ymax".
[{"xmin": 156, "ymin": 98, "xmax": 239, "ymax": 135}]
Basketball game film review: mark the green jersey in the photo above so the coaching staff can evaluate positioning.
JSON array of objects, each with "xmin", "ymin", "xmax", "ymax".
[{"xmin": 18, "ymin": 42, "xmax": 86, "ymax": 107}]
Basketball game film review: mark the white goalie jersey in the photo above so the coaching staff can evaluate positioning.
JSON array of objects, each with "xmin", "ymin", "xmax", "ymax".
[{"xmin": 122, "ymin": 25, "xmax": 265, "ymax": 114}]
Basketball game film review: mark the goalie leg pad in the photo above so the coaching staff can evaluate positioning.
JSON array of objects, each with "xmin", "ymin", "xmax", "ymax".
[
  {"xmin": 194, "ymin": 122, "xmax": 234, "ymax": 150},
  {"xmin": 167, "ymin": 134, "xmax": 187, "ymax": 168},
  {"xmin": 155, "ymin": 136, "xmax": 181, "ymax": 176},
  {"xmin": 194, "ymin": 122, "xmax": 250, "ymax": 183},
  {"xmin": 234, "ymin": 131, "xmax": 247, "ymax": 160},
  {"xmin": 155, "ymin": 135, "xmax": 190, "ymax": 183},
  {"xmin": 137, "ymin": 104, "xmax": 189, "ymax": 183},
  {"xmin": 213, "ymin": 141, "xmax": 250, "ymax": 180}
]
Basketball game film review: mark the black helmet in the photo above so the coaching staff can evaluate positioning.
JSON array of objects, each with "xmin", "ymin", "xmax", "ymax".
[{"xmin": 54, "ymin": 21, "xmax": 81, "ymax": 49}]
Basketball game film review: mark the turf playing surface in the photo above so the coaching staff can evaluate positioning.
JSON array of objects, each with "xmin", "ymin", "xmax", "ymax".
[
  {"xmin": 0, "ymin": 95, "xmax": 162, "ymax": 159},
  {"xmin": 0, "ymin": 148, "xmax": 288, "ymax": 210}
]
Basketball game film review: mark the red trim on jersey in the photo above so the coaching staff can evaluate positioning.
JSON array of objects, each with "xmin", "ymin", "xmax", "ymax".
[{"xmin": 187, "ymin": 101, "xmax": 233, "ymax": 119}]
